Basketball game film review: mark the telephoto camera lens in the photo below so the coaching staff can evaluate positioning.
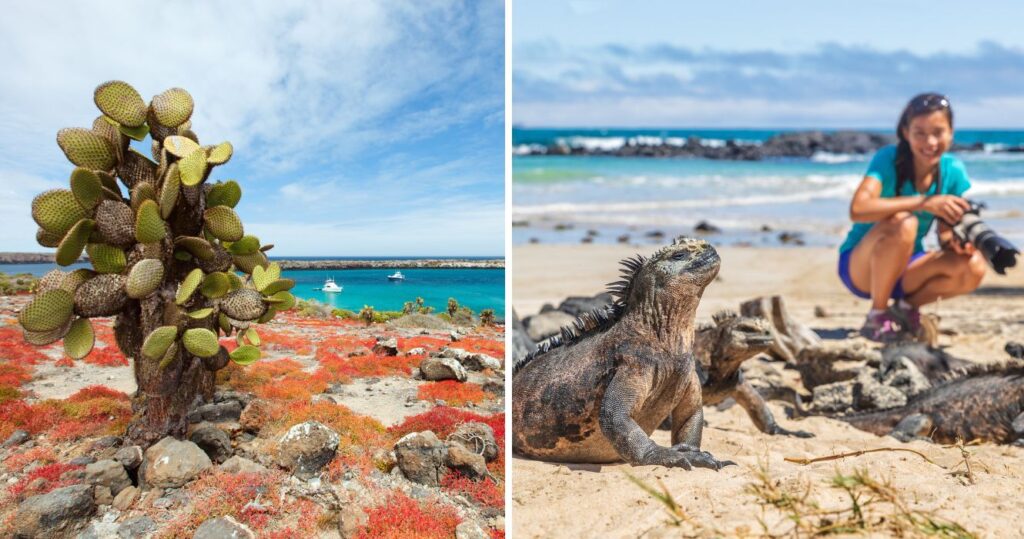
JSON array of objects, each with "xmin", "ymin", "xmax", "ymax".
[{"xmin": 954, "ymin": 209, "xmax": 1020, "ymax": 275}]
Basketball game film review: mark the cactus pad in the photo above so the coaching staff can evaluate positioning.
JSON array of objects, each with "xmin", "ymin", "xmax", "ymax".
[
  {"xmin": 265, "ymin": 290, "xmax": 296, "ymax": 311},
  {"xmin": 260, "ymin": 278, "xmax": 296, "ymax": 296},
  {"xmin": 37, "ymin": 269, "xmax": 68, "ymax": 294},
  {"xmin": 73, "ymin": 274, "xmax": 126, "ymax": 317},
  {"xmin": 182, "ymin": 328, "xmax": 219, "ymax": 358},
  {"xmin": 95, "ymin": 200, "xmax": 136, "ymax": 248},
  {"xmin": 117, "ymin": 122, "xmax": 150, "ymax": 141},
  {"xmin": 126, "ymin": 259, "xmax": 165, "ymax": 298},
  {"xmin": 94, "ymin": 81, "xmax": 147, "ymax": 127},
  {"xmin": 220, "ymin": 288, "xmax": 267, "ymax": 321},
  {"xmin": 55, "ymin": 218, "xmax": 94, "ymax": 266},
  {"xmin": 70, "ymin": 168, "xmax": 104, "ymax": 210},
  {"xmin": 187, "ymin": 307, "xmax": 214, "ymax": 319},
  {"xmin": 159, "ymin": 164, "xmax": 180, "ymax": 218},
  {"xmin": 231, "ymin": 251, "xmax": 268, "ymax": 274},
  {"xmin": 174, "ymin": 236, "xmax": 215, "ymax": 260},
  {"xmin": 151, "ymin": 88, "xmax": 194, "ymax": 127},
  {"xmin": 62, "ymin": 269, "xmax": 96, "ymax": 293},
  {"xmin": 178, "ymin": 148, "xmax": 207, "ymax": 186},
  {"xmin": 203, "ymin": 206, "xmax": 243, "ymax": 242},
  {"xmin": 130, "ymin": 182, "xmax": 156, "ymax": 213},
  {"xmin": 206, "ymin": 180, "xmax": 242, "ymax": 208},
  {"xmin": 229, "ymin": 345, "xmax": 261, "ymax": 366},
  {"xmin": 63, "ymin": 318, "xmax": 95, "ymax": 360},
  {"xmin": 135, "ymin": 200, "xmax": 166, "ymax": 243},
  {"xmin": 206, "ymin": 142, "xmax": 233, "ymax": 165},
  {"xmin": 118, "ymin": 149, "xmax": 157, "ymax": 189},
  {"xmin": 86, "ymin": 243, "xmax": 127, "ymax": 274},
  {"xmin": 19, "ymin": 289, "xmax": 74, "ymax": 332},
  {"xmin": 200, "ymin": 272, "xmax": 230, "ymax": 299},
  {"xmin": 92, "ymin": 115, "xmax": 121, "ymax": 147},
  {"xmin": 56, "ymin": 128, "xmax": 116, "ymax": 171},
  {"xmin": 162, "ymin": 135, "xmax": 200, "ymax": 158},
  {"xmin": 23, "ymin": 319, "xmax": 73, "ymax": 346},
  {"xmin": 142, "ymin": 326, "xmax": 179, "ymax": 360},
  {"xmin": 175, "ymin": 268, "xmax": 204, "ymax": 305},
  {"xmin": 32, "ymin": 189, "xmax": 88, "ymax": 237},
  {"xmin": 228, "ymin": 235, "xmax": 260, "ymax": 256},
  {"xmin": 36, "ymin": 228, "xmax": 63, "ymax": 248}
]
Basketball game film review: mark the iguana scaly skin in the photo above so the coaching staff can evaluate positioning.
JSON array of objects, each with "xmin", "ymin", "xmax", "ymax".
[
  {"xmin": 839, "ymin": 362, "xmax": 1024, "ymax": 445},
  {"xmin": 695, "ymin": 311, "xmax": 812, "ymax": 438},
  {"xmin": 512, "ymin": 238, "xmax": 732, "ymax": 469}
]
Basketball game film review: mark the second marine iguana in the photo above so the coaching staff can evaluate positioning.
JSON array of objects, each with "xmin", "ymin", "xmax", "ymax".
[
  {"xmin": 694, "ymin": 310, "xmax": 813, "ymax": 438},
  {"xmin": 512, "ymin": 237, "xmax": 733, "ymax": 469},
  {"xmin": 838, "ymin": 362, "xmax": 1024, "ymax": 445}
]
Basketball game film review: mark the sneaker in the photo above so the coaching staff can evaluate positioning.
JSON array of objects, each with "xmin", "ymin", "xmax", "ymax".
[
  {"xmin": 858, "ymin": 310, "xmax": 903, "ymax": 343},
  {"xmin": 890, "ymin": 303, "xmax": 922, "ymax": 337}
]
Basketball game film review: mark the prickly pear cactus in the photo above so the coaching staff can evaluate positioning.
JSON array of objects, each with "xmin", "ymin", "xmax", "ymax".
[{"xmin": 18, "ymin": 81, "xmax": 295, "ymax": 446}]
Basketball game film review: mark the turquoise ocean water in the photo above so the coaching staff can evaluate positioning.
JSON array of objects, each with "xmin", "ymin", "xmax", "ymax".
[
  {"xmin": 513, "ymin": 128, "xmax": 1024, "ymax": 249},
  {"xmin": 1, "ymin": 262, "xmax": 504, "ymax": 315}
]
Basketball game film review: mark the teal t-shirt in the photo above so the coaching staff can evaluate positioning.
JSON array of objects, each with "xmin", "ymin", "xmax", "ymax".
[{"xmin": 839, "ymin": 145, "xmax": 971, "ymax": 253}]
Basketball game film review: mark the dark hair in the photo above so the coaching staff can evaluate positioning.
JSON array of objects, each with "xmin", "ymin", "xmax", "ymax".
[{"xmin": 894, "ymin": 93, "xmax": 953, "ymax": 195}]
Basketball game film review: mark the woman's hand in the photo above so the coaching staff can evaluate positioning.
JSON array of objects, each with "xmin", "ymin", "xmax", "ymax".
[
  {"xmin": 921, "ymin": 195, "xmax": 970, "ymax": 224},
  {"xmin": 946, "ymin": 237, "xmax": 976, "ymax": 256}
]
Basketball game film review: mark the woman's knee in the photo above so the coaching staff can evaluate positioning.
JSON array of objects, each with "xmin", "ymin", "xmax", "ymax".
[
  {"xmin": 875, "ymin": 212, "xmax": 918, "ymax": 244},
  {"xmin": 960, "ymin": 251, "xmax": 987, "ymax": 290}
]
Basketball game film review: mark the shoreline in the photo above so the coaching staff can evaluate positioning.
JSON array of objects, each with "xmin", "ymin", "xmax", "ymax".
[{"xmin": 0, "ymin": 254, "xmax": 504, "ymax": 270}]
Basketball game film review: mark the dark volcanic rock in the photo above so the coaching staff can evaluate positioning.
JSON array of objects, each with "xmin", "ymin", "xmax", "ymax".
[
  {"xmin": 394, "ymin": 431, "xmax": 447, "ymax": 486},
  {"xmin": 275, "ymin": 421, "xmax": 340, "ymax": 480},
  {"xmin": 12, "ymin": 484, "xmax": 95, "ymax": 539}
]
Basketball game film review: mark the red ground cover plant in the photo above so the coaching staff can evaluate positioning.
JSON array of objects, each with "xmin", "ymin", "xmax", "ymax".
[
  {"xmin": 264, "ymin": 400, "xmax": 389, "ymax": 454},
  {"xmin": 218, "ymin": 358, "xmax": 328, "ymax": 401},
  {"xmin": 316, "ymin": 352, "xmax": 422, "ymax": 380},
  {"xmin": 159, "ymin": 470, "xmax": 322, "ymax": 538},
  {"xmin": 316, "ymin": 334, "xmax": 375, "ymax": 357},
  {"xmin": 0, "ymin": 362, "xmax": 32, "ymax": 402},
  {"xmin": 0, "ymin": 385, "xmax": 131, "ymax": 441},
  {"xmin": 417, "ymin": 381, "xmax": 487, "ymax": 406},
  {"xmin": 453, "ymin": 336, "xmax": 504, "ymax": 359},
  {"xmin": 441, "ymin": 472, "xmax": 503, "ymax": 509},
  {"xmin": 0, "ymin": 327, "xmax": 50, "ymax": 365},
  {"xmin": 3, "ymin": 446, "xmax": 57, "ymax": 473},
  {"xmin": 80, "ymin": 346, "xmax": 128, "ymax": 367},
  {"xmin": 5, "ymin": 462, "xmax": 82, "ymax": 501},
  {"xmin": 355, "ymin": 491, "xmax": 461, "ymax": 539},
  {"xmin": 396, "ymin": 336, "xmax": 449, "ymax": 354}
]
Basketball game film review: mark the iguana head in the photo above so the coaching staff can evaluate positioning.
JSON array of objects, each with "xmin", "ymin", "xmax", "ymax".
[
  {"xmin": 622, "ymin": 237, "xmax": 720, "ymax": 306},
  {"xmin": 698, "ymin": 310, "xmax": 773, "ymax": 374}
]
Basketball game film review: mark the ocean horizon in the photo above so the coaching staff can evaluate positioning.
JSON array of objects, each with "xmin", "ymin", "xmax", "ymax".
[{"xmin": 512, "ymin": 127, "xmax": 1024, "ymax": 249}]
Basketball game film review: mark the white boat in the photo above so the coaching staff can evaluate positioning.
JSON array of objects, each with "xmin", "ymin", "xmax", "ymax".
[
  {"xmin": 387, "ymin": 271, "xmax": 405, "ymax": 281},
  {"xmin": 320, "ymin": 278, "xmax": 343, "ymax": 293}
]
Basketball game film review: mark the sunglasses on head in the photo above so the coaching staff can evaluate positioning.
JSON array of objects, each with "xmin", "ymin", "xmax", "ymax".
[{"xmin": 909, "ymin": 94, "xmax": 950, "ymax": 112}]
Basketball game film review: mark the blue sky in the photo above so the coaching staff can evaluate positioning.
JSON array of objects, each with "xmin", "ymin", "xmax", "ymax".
[
  {"xmin": 0, "ymin": 1, "xmax": 504, "ymax": 256},
  {"xmin": 514, "ymin": 0, "xmax": 1024, "ymax": 128}
]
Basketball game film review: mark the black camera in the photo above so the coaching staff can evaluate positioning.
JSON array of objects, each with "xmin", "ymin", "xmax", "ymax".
[{"xmin": 951, "ymin": 201, "xmax": 1019, "ymax": 275}]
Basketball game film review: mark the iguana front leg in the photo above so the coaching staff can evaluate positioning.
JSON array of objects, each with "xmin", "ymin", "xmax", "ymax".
[
  {"xmin": 599, "ymin": 365, "xmax": 729, "ymax": 470},
  {"xmin": 732, "ymin": 379, "xmax": 813, "ymax": 438}
]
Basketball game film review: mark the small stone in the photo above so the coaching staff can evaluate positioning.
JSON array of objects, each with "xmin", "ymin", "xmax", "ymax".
[
  {"xmin": 113, "ymin": 445, "xmax": 143, "ymax": 471},
  {"xmin": 239, "ymin": 399, "xmax": 271, "ymax": 434},
  {"xmin": 394, "ymin": 431, "xmax": 447, "ymax": 487},
  {"xmin": 112, "ymin": 485, "xmax": 139, "ymax": 511},
  {"xmin": 196, "ymin": 401, "xmax": 243, "ymax": 422},
  {"xmin": 11, "ymin": 484, "xmax": 95, "ymax": 538},
  {"xmin": 448, "ymin": 422, "xmax": 499, "ymax": 462},
  {"xmin": 93, "ymin": 485, "xmax": 113, "ymax": 506},
  {"xmin": 69, "ymin": 456, "xmax": 96, "ymax": 466},
  {"xmin": 445, "ymin": 442, "xmax": 487, "ymax": 479},
  {"xmin": 194, "ymin": 515, "xmax": 256, "ymax": 539},
  {"xmin": 190, "ymin": 425, "xmax": 232, "ymax": 464},
  {"xmin": 419, "ymin": 356, "xmax": 468, "ymax": 382},
  {"xmin": 406, "ymin": 347, "xmax": 426, "ymax": 356},
  {"xmin": 85, "ymin": 459, "xmax": 131, "ymax": 496},
  {"xmin": 372, "ymin": 336, "xmax": 399, "ymax": 356},
  {"xmin": 141, "ymin": 437, "xmax": 213, "ymax": 488},
  {"xmin": 116, "ymin": 515, "xmax": 156, "ymax": 539},
  {"xmin": 811, "ymin": 380, "xmax": 856, "ymax": 413},
  {"xmin": 455, "ymin": 520, "xmax": 489, "ymax": 539},
  {"xmin": 275, "ymin": 421, "xmax": 340, "ymax": 480},
  {"xmin": 2, "ymin": 429, "xmax": 30, "ymax": 448},
  {"xmin": 220, "ymin": 456, "xmax": 268, "ymax": 474},
  {"xmin": 814, "ymin": 305, "xmax": 828, "ymax": 318}
]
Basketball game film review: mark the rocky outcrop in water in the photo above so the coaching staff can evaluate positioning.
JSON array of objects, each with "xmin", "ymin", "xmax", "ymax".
[{"xmin": 518, "ymin": 130, "xmax": 1011, "ymax": 161}]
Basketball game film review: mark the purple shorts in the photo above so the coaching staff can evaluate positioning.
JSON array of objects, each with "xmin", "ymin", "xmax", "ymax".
[{"xmin": 838, "ymin": 250, "xmax": 926, "ymax": 300}]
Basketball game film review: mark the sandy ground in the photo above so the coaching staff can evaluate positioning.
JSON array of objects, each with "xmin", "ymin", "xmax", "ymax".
[{"xmin": 511, "ymin": 245, "xmax": 1024, "ymax": 538}]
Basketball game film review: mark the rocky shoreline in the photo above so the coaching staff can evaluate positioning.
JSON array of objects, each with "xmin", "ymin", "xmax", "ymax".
[{"xmin": 515, "ymin": 130, "xmax": 1023, "ymax": 160}]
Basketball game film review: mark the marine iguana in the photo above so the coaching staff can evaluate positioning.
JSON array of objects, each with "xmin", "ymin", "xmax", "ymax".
[
  {"xmin": 694, "ymin": 310, "xmax": 813, "ymax": 438},
  {"xmin": 512, "ymin": 237, "xmax": 732, "ymax": 469},
  {"xmin": 838, "ymin": 362, "xmax": 1024, "ymax": 445}
]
